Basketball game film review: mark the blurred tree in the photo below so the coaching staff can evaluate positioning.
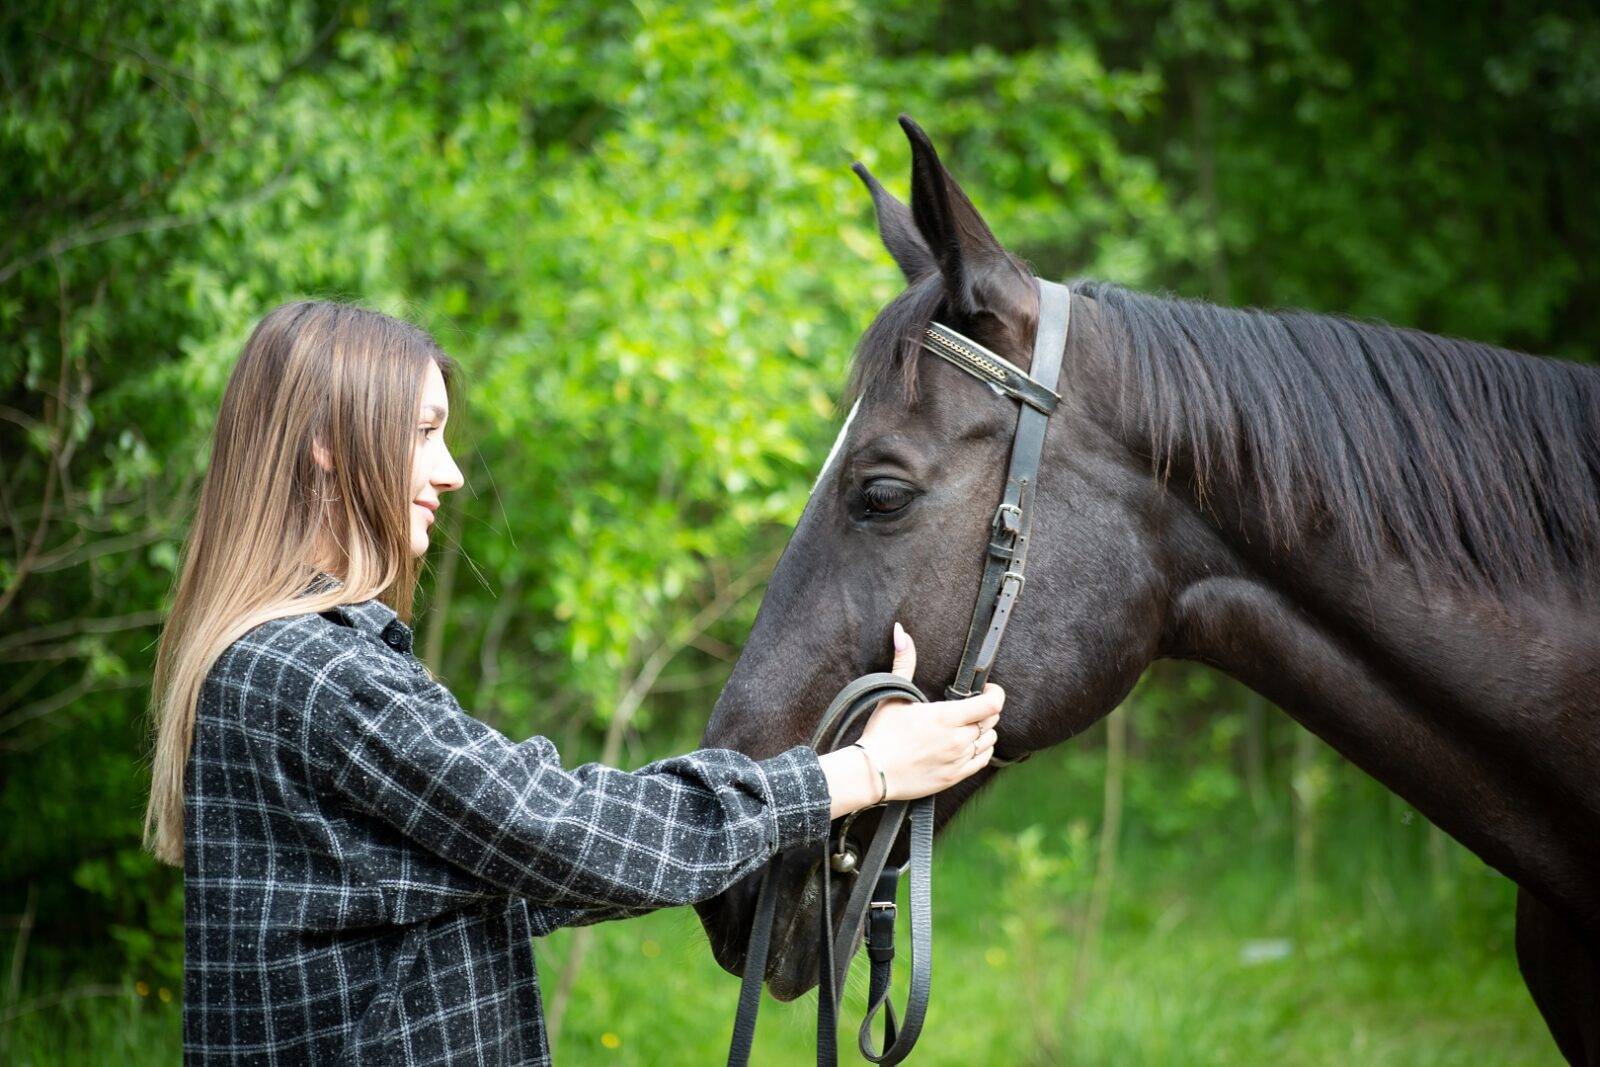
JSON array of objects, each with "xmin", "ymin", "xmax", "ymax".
[
  {"xmin": 1, "ymin": 0, "xmax": 1593, "ymax": 1004},
  {"xmin": 0, "ymin": 0, "xmax": 1159, "ymax": 984}
]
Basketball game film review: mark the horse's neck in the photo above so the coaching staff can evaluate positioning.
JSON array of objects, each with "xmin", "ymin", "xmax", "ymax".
[{"xmin": 1161, "ymin": 484, "xmax": 1600, "ymax": 925}]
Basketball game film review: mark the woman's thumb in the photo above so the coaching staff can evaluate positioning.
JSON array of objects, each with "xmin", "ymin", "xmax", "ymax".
[{"xmin": 891, "ymin": 621, "xmax": 917, "ymax": 680}]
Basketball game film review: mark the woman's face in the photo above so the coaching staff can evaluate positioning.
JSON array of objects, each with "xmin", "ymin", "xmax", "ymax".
[{"xmin": 409, "ymin": 360, "xmax": 463, "ymax": 556}]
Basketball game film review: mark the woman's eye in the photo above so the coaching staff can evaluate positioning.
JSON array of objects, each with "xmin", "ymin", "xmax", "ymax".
[
  {"xmin": 860, "ymin": 478, "xmax": 917, "ymax": 515},
  {"xmin": 419, "ymin": 426, "xmax": 437, "ymax": 439}
]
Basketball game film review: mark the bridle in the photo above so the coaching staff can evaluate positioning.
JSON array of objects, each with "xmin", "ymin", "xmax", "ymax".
[{"xmin": 726, "ymin": 277, "xmax": 1071, "ymax": 1065}]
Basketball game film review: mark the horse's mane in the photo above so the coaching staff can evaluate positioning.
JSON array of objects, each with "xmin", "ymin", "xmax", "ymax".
[{"xmin": 849, "ymin": 277, "xmax": 1600, "ymax": 588}]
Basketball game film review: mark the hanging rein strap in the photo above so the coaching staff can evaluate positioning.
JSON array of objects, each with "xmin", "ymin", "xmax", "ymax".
[{"xmin": 729, "ymin": 673, "xmax": 932, "ymax": 1067}]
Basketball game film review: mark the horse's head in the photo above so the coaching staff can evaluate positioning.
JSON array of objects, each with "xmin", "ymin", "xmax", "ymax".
[{"xmin": 694, "ymin": 117, "xmax": 1169, "ymax": 998}]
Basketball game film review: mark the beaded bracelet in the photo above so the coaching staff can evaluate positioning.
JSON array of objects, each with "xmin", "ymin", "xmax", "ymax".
[{"xmin": 848, "ymin": 742, "xmax": 888, "ymax": 806}]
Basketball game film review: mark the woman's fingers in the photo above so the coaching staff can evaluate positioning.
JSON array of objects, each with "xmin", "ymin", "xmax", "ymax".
[
  {"xmin": 951, "ymin": 726, "xmax": 997, "ymax": 760},
  {"xmin": 890, "ymin": 621, "xmax": 917, "ymax": 680},
  {"xmin": 868, "ymin": 623, "xmax": 919, "ymax": 723},
  {"xmin": 855, "ymin": 631, "xmax": 1006, "ymax": 801},
  {"xmin": 938, "ymin": 683, "xmax": 1005, "ymax": 725}
]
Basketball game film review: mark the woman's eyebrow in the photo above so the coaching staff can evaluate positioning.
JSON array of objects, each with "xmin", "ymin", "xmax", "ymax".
[{"xmin": 421, "ymin": 404, "xmax": 448, "ymax": 421}]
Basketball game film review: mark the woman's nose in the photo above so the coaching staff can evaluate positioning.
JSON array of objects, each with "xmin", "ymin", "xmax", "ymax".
[{"xmin": 436, "ymin": 447, "xmax": 465, "ymax": 492}]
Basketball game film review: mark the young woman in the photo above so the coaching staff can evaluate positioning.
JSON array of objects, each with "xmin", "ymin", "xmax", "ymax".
[{"xmin": 145, "ymin": 300, "xmax": 1004, "ymax": 1065}]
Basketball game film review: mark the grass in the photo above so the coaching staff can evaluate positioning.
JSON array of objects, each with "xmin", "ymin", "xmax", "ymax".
[{"xmin": 3, "ymin": 738, "xmax": 1558, "ymax": 1064}]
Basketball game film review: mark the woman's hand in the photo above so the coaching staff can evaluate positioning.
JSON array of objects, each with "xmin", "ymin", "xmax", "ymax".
[{"xmin": 819, "ymin": 623, "xmax": 1003, "ymax": 818}]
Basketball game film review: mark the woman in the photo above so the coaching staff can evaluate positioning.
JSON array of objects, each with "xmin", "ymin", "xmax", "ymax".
[{"xmin": 145, "ymin": 300, "xmax": 1004, "ymax": 1064}]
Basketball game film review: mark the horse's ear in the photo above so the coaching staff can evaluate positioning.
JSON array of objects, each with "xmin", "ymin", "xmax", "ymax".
[
  {"xmin": 899, "ymin": 114, "xmax": 1032, "ymax": 318},
  {"xmin": 852, "ymin": 162, "xmax": 936, "ymax": 283}
]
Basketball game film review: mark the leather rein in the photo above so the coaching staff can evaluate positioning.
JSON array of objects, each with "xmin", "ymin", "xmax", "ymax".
[{"xmin": 727, "ymin": 278, "xmax": 1072, "ymax": 1065}]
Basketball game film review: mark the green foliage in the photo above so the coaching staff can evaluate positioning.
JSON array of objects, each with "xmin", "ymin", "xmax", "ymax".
[{"xmin": 1, "ymin": 0, "xmax": 1593, "ymax": 1053}]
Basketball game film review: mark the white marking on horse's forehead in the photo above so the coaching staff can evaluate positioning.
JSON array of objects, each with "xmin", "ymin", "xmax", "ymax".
[{"xmin": 811, "ymin": 397, "xmax": 862, "ymax": 494}]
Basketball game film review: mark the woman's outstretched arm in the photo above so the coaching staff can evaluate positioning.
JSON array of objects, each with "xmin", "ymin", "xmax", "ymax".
[
  {"xmin": 308, "ymin": 620, "xmax": 997, "ymax": 921},
  {"xmin": 311, "ymin": 658, "xmax": 834, "ymax": 912}
]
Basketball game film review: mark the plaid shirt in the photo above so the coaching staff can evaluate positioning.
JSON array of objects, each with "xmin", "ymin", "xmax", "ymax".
[{"xmin": 183, "ymin": 575, "xmax": 831, "ymax": 1064}]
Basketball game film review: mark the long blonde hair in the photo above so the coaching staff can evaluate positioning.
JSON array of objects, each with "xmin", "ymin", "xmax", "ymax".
[{"xmin": 145, "ymin": 299, "xmax": 454, "ymax": 866}]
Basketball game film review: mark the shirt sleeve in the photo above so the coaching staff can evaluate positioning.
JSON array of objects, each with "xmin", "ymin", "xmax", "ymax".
[
  {"xmin": 525, "ymin": 901, "xmax": 653, "ymax": 937},
  {"xmin": 311, "ymin": 658, "xmax": 833, "ymax": 912}
]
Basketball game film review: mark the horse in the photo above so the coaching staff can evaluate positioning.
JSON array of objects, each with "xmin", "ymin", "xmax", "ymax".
[{"xmin": 692, "ymin": 116, "xmax": 1600, "ymax": 1063}]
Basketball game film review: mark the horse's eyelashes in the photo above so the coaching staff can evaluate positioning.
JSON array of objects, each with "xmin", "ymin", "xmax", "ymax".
[{"xmin": 861, "ymin": 478, "xmax": 917, "ymax": 514}]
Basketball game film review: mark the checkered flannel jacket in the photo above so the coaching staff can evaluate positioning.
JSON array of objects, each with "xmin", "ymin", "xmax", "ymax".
[{"xmin": 183, "ymin": 575, "xmax": 832, "ymax": 1065}]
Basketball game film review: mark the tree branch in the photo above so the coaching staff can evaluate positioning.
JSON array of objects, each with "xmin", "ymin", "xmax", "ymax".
[
  {"xmin": 0, "ymin": 984, "xmax": 127, "ymax": 1026},
  {"xmin": 0, "ymin": 165, "xmax": 301, "ymax": 287},
  {"xmin": 0, "ymin": 670, "xmax": 149, "ymax": 745},
  {"xmin": 0, "ymin": 257, "xmax": 75, "ymax": 616},
  {"xmin": 545, "ymin": 548, "xmax": 778, "ymax": 1042}
]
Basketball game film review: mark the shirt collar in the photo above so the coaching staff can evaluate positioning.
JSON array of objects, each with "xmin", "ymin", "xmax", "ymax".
[{"xmin": 301, "ymin": 570, "xmax": 415, "ymax": 654}]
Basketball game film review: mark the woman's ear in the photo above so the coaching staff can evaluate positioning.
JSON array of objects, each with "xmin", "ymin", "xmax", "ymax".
[{"xmin": 899, "ymin": 114, "xmax": 1035, "ymax": 322}]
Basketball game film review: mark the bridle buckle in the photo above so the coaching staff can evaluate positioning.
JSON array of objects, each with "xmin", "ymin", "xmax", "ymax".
[
  {"xmin": 992, "ymin": 502, "xmax": 1022, "ymax": 536},
  {"xmin": 866, "ymin": 899, "xmax": 898, "ymax": 962}
]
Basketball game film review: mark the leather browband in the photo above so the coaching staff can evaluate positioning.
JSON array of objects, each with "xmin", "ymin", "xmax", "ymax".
[{"xmin": 921, "ymin": 321, "xmax": 1062, "ymax": 414}]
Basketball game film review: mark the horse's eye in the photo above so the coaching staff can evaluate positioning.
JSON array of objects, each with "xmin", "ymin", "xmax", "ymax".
[{"xmin": 860, "ymin": 478, "xmax": 917, "ymax": 515}]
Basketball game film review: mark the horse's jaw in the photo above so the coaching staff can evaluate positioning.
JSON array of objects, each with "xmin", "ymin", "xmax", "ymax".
[{"xmin": 693, "ymin": 862, "xmax": 831, "ymax": 1002}]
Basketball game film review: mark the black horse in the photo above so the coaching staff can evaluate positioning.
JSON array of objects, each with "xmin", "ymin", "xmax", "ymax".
[{"xmin": 694, "ymin": 117, "xmax": 1600, "ymax": 1062}]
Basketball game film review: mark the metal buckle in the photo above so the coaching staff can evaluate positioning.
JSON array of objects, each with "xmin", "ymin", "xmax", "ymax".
[
  {"xmin": 992, "ymin": 503, "xmax": 1022, "ymax": 536},
  {"xmin": 866, "ymin": 900, "xmax": 897, "ymax": 957},
  {"xmin": 1001, "ymin": 570, "xmax": 1026, "ymax": 593}
]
